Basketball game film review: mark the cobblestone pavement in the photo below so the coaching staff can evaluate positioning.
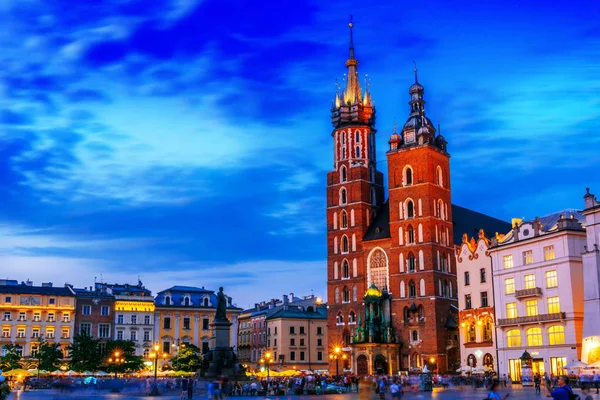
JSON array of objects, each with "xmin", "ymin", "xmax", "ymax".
[{"xmin": 7, "ymin": 387, "xmax": 600, "ymax": 399}]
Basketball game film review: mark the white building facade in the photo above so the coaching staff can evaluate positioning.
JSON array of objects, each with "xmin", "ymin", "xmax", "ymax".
[
  {"xmin": 490, "ymin": 212, "xmax": 585, "ymax": 382},
  {"xmin": 582, "ymin": 189, "xmax": 600, "ymax": 364},
  {"xmin": 456, "ymin": 230, "xmax": 497, "ymax": 372}
]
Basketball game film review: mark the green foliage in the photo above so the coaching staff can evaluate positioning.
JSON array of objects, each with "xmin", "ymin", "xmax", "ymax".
[
  {"xmin": 104, "ymin": 340, "xmax": 144, "ymax": 373},
  {"xmin": 0, "ymin": 381, "xmax": 10, "ymax": 400},
  {"xmin": 0, "ymin": 344, "xmax": 22, "ymax": 371},
  {"xmin": 170, "ymin": 344, "xmax": 202, "ymax": 372},
  {"xmin": 68, "ymin": 333, "xmax": 103, "ymax": 372},
  {"xmin": 37, "ymin": 338, "xmax": 63, "ymax": 371}
]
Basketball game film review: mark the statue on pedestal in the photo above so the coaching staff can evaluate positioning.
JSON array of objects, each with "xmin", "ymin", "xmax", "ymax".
[{"xmin": 215, "ymin": 287, "xmax": 228, "ymax": 321}]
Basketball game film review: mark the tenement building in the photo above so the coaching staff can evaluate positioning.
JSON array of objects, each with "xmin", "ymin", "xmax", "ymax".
[
  {"xmin": 582, "ymin": 188, "xmax": 600, "ymax": 364},
  {"xmin": 456, "ymin": 230, "xmax": 497, "ymax": 372},
  {"xmin": 490, "ymin": 212, "xmax": 585, "ymax": 382},
  {"xmin": 0, "ymin": 280, "xmax": 75, "ymax": 363},
  {"xmin": 73, "ymin": 285, "xmax": 115, "ymax": 350},
  {"xmin": 326, "ymin": 22, "xmax": 509, "ymax": 374}
]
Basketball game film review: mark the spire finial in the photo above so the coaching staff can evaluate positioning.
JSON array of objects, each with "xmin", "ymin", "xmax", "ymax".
[
  {"xmin": 349, "ymin": 15, "xmax": 355, "ymax": 60},
  {"xmin": 413, "ymin": 60, "xmax": 418, "ymax": 83},
  {"xmin": 393, "ymin": 119, "xmax": 397, "ymax": 133}
]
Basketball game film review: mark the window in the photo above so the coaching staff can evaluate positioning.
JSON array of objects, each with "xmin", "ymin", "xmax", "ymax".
[
  {"xmin": 342, "ymin": 236, "xmax": 349, "ymax": 253},
  {"xmin": 300, "ymin": 351, "xmax": 305, "ymax": 361},
  {"xmin": 546, "ymin": 270, "xmax": 558, "ymax": 288},
  {"xmin": 407, "ymin": 226, "xmax": 415, "ymax": 244},
  {"xmin": 482, "ymin": 320, "xmax": 493, "ymax": 341},
  {"xmin": 290, "ymin": 351, "xmax": 296, "ymax": 361},
  {"xmin": 4, "ymin": 296, "xmax": 11, "ymax": 303},
  {"xmin": 163, "ymin": 316, "xmax": 171, "ymax": 330},
  {"xmin": 506, "ymin": 302, "xmax": 517, "ymax": 318},
  {"xmin": 503, "ymin": 254, "xmax": 514, "ymax": 269},
  {"xmin": 117, "ymin": 315, "xmax": 124, "ymax": 324},
  {"xmin": 317, "ymin": 338, "xmax": 323, "ymax": 346},
  {"xmin": 505, "ymin": 278, "xmax": 515, "ymax": 295},
  {"xmin": 464, "ymin": 271, "xmax": 470, "ymax": 286},
  {"xmin": 355, "ymin": 146, "xmax": 361, "ymax": 158},
  {"xmin": 466, "ymin": 323, "xmax": 476, "ymax": 343},
  {"xmin": 46, "ymin": 328, "xmax": 54, "ymax": 339},
  {"xmin": 117, "ymin": 330, "xmax": 123, "ymax": 340},
  {"xmin": 336, "ymin": 313, "xmax": 343, "ymax": 324},
  {"xmin": 290, "ymin": 326, "xmax": 295, "ymax": 334},
  {"xmin": 526, "ymin": 300, "xmax": 539, "ymax": 316},
  {"xmin": 17, "ymin": 328, "xmax": 25, "ymax": 338},
  {"xmin": 465, "ymin": 294, "xmax": 472, "ymax": 309},
  {"xmin": 130, "ymin": 331, "xmax": 137, "ymax": 341},
  {"xmin": 49, "ymin": 298, "xmax": 55, "ymax": 305},
  {"xmin": 163, "ymin": 341, "xmax": 171, "ymax": 354},
  {"xmin": 523, "ymin": 250, "xmax": 533, "ymax": 265},
  {"xmin": 203, "ymin": 298, "xmax": 209, "ymax": 307},
  {"xmin": 299, "ymin": 326, "xmax": 305, "ymax": 334},
  {"xmin": 61, "ymin": 328, "xmax": 69, "ymax": 339},
  {"xmin": 548, "ymin": 326, "xmax": 565, "ymax": 345},
  {"xmin": 411, "ymin": 330, "xmax": 419, "ymax": 342},
  {"xmin": 405, "ymin": 167, "xmax": 413, "ymax": 186},
  {"xmin": 524, "ymin": 274, "xmax": 536, "ymax": 289},
  {"xmin": 183, "ymin": 317, "xmax": 190, "ymax": 330},
  {"xmin": 131, "ymin": 315, "xmax": 137, "ymax": 324},
  {"xmin": 165, "ymin": 296, "xmax": 171, "ymax": 305},
  {"xmin": 349, "ymin": 311, "xmax": 356, "ymax": 323},
  {"xmin": 547, "ymin": 297, "xmax": 561, "ymax": 314},
  {"xmin": 436, "ymin": 166, "xmax": 443, "ymax": 187},
  {"xmin": 340, "ymin": 166, "xmax": 347, "ymax": 182},
  {"xmin": 144, "ymin": 315, "xmax": 151, "ymax": 325},
  {"xmin": 1, "ymin": 328, "xmax": 9, "ymax": 338},
  {"xmin": 32, "ymin": 328, "xmax": 40, "ymax": 338},
  {"xmin": 101, "ymin": 306, "xmax": 109, "ymax": 316},
  {"xmin": 19, "ymin": 312, "xmax": 26, "ymax": 321},
  {"xmin": 527, "ymin": 327, "xmax": 543, "ymax": 346},
  {"xmin": 82, "ymin": 305, "xmax": 91, "ymax": 315},
  {"xmin": 98, "ymin": 324, "xmax": 110, "ymax": 338},
  {"xmin": 481, "ymin": 292, "xmax": 489, "ymax": 307},
  {"xmin": 47, "ymin": 312, "xmax": 55, "ymax": 322},
  {"xmin": 506, "ymin": 329, "xmax": 521, "ymax": 347},
  {"xmin": 33, "ymin": 312, "xmax": 40, "ymax": 322},
  {"xmin": 407, "ymin": 201, "xmax": 414, "ymax": 218},
  {"xmin": 408, "ymin": 253, "xmax": 416, "ymax": 272},
  {"xmin": 409, "ymin": 281, "xmax": 416, "ymax": 298},
  {"xmin": 340, "ymin": 188, "xmax": 347, "ymax": 204},
  {"xmin": 62, "ymin": 312, "xmax": 70, "ymax": 322},
  {"xmin": 203, "ymin": 318, "xmax": 209, "ymax": 330},
  {"xmin": 3, "ymin": 312, "xmax": 10, "ymax": 321},
  {"xmin": 341, "ymin": 211, "xmax": 348, "ymax": 228},
  {"xmin": 80, "ymin": 323, "xmax": 91, "ymax": 336},
  {"xmin": 317, "ymin": 327, "xmax": 323, "ymax": 335},
  {"xmin": 317, "ymin": 351, "xmax": 323, "ymax": 361},
  {"xmin": 550, "ymin": 357, "xmax": 567, "ymax": 376},
  {"xmin": 342, "ymin": 261, "xmax": 350, "ymax": 278},
  {"xmin": 480, "ymin": 268, "xmax": 486, "ymax": 283},
  {"xmin": 544, "ymin": 246, "xmax": 555, "ymax": 261},
  {"xmin": 184, "ymin": 297, "xmax": 190, "ymax": 306}
]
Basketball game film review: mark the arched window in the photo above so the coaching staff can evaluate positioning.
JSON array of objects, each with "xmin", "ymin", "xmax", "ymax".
[
  {"xmin": 419, "ymin": 278, "xmax": 425, "ymax": 297},
  {"xmin": 407, "ymin": 200, "xmax": 414, "ymax": 218},
  {"xmin": 466, "ymin": 322, "xmax": 476, "ymax": 343},
  {"xmin": 340, "ymin": 166, "xmax": 347, "ymax": 182},
  {"xmin": 344, "ymin": 329, "xmax": 351, "ymax": 345},
  {"xmin": 418, "ymin": 305, "xmax": 424, "ymax": 320},
  {"xmin": 184, "ymin": 297, "xmax": 190, "ymax": 306},
  {"xmin": 349, "ymin": 311, "xmax": 356, "ymax": 323},
  {"xmin": 356, "ymin": 146, "xmax": 361, "ymax": 158},
  {"xmin": 467, "ymin": 354, "xmax": 477, "ymax": 367},
  {"xmin": 436, "ymin": 166, "xmax": 443, "ymax": 187},
  {"xmin": 438, "ymin": 200, "xmax": 445, "ymax": 220},
  {"xmin": 483, "ymin": 354, "xmax": 494, "ymax": 370},
  {"xmin": 203, "ymin": 298, "xmax": 209, "ymax": 307},
  {"xmin": 334, "ymin": 287, "xmax": 340, "ymax": 303},
  {"xmin": 403, "ymin": 307, "xmax": 410, "ymax": 324},
  {"xmin": 165, "ymin": 296, "xmax": 171, "ymax": 306},
  {"xmin": 527, "ymin": 327, "xmax": 543, "ymax": 347},
  {"xmin": 342, "ymin": 236, "xmax": 349, "ymax": 253},
  {"xmin": 400, "ymin": 281, "xmax": 406, "ymax": 298},
  {"xmin": 370, "ymin": 187, "xmax": 376, "ymax": 206},
  {"xmin": 407, "ymin": 253, "xmax": 416, "ymax": 273},
  {"xmin": 548, "ymin": 326, "xmax": 565, "ymax": 345},
  {"xmin": 336, "ymin": 312, "xmax": 343, "ymax": 324},
  {"xmin": 409, "ymin": 280, "xmax": 416, "ymax": 298},
  {"xmin": 483, "ymin": 319, "xmax": 493, "ymax": 341},
  {"xmin": 343, "ymin": 286, "xmax": 350, "ymax": 303},
  {"xmin": 340, "ymin": 188, "xmax": 347, "ymax": 204},
  {"xmin": 404, "ymin": 166, "xmax": 413, "ymax": 186},
  {"xmin": 355, "ymin": 131, "xmax": 360, "ymax": 142},
  {"xmin": 368, "ymin": 248, "xmax": 388, "ymax": 290},
  {"xmin": 506, "ymin": 330, "xmax": 521, "ymax": 347},
  {"xmin": 352, "ymin": 285, "xmax": 357, "ymax": 301},
  {"xmin": 444, "ymin": 280, "xmax": 450, "ymax": 298},
  {"xmin": 407, "ymin": 225, "xmax": 415, "ymax": 244},
  {"xmin": 341, "ymin": 211, "xmax": 348, "ymax": 228},
  {"xmin": 418, "ymin": 224, "xmax": 423, "ymax": 242},
  {"xmin": 342, "ymin": 260, "xmax": 350, "ymax": 278}
]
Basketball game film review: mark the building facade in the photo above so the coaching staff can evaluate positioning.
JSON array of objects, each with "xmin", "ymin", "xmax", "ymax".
[
  {"xmin": 582, "ymin": 188, "xmax": 600, "ymax": 364},
  {"xmin": 237, "ymin": 308, "xmax": 253, "ymax": 364},
  {"xmin": 456, "ymin": 230, "xmax": 497, "ymax": 372},
  {"xmin": 490, "ymin": 212, "xmax": 585, "ymax": 381},
  {"xmin": 0, "ymin": 281, "xmax": 75, "ymax": 363},
  {"xmin": 325, "ymin": 23, "xmax": 509, "ymax": 375},
  {"xmin": 73, "ymin": 286, "xmax": 115, "ymax": 349},
  {"xmin": 154, "ymin": 286, "xmax": 241, "ymax": 365}
]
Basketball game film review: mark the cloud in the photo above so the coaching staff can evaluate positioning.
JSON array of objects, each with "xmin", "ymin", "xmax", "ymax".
[{"xmin": 1, "ymin": 110, "xmax": 34, "ymax": 125}]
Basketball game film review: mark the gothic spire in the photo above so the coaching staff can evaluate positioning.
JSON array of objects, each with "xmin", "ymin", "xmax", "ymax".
[{"xmin": 343, "ymin": 17, "xmax": 362, "ymax": 105}]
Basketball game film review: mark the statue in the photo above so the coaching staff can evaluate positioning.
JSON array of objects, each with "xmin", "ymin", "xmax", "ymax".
[{"xmin": 215, "ymin": 287, "xmax": 228, "ymax": 321}]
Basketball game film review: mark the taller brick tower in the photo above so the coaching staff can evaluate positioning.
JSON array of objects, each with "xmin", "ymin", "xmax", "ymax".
[
  {"xmin": 326, "ymin": 21, "xmax": 385, "ymax": 368},
  {"xmin": 387, "ymin": 67, "xmax": 458, "ymax": 371}
]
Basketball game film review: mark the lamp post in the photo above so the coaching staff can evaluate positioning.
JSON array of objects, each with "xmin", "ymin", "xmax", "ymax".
[
  {"xmin": 108, "ymin": 351, "xmax": 125, "ymax": 379},
  {"xmin": 260, "ymin": 351, "xmax": 272, "ymax": 383},
  {"xmin": 149, "ymin": 344, "xmax": 168, "ymax": 396},
  {"xmin": 330, "ymin": 346, "xmax": 342, "ymax": 377}
]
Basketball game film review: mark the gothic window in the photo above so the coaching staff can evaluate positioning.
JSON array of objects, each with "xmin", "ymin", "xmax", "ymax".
[
  {"xmin": 400, "ymin": 281, "xmax": 406, "ymax": 298},
  {"xmin": 436, "ymin": 166, "xmax": 443, "ymax": 187},
  {"xmin": 334, "ymin": 287, "xmax": 339, "ymax": 303},
  {"xmin": 165, "ymin": 296, "xmax": 171, "ymax": 306},
  {"xmin": 341, "ymin": 211, "xmax": 348, "ymax": 228},
  {"xmin": 342, "ymin": 260, "xmax": 350, "ymax": 278},
  {"xmin": 407, "ymin": 225, "xmax": 415, "ymax": 244},
  {"xmin": 404, "ymin": 166, "xmax": 413, "ymax": 186},
  {"xmin": 344, "ymin": 330, "xmax": 351, "ymax": 345},
  {"xmin": 418, "ymin": 305, "xmax": 424, "ymax": 320},
  {"xmin": 342, "ymin": 236, "xmax": 349, "ymax": 253},
  {"xmin": 336, "ymin": 312, "xmax": 343, "ymax": 324},
  {"xmin": 444, "ymin": 280, "xmax": 450, "ymax": 298},
  {"xmin": 342, "ymin": 147, "xmax": 346, "ymax": 159},
  {"xmin": 352, "ymin": 285, "xmax": 357, "ymax": 301},
  {"xmin": 356, "ymin": 146, "xmax": 361, "ymax": 158},
  {"xmin": 368, "ymin": 249, "xmax": 388, "ymax": 290},
  {"xmin": 403, "ymin": 307, "xmax": 410, "ymax": 324},
  {"xmin": 343, "ymin": 286, "xmax": 350, "ymax": 303},
  {"xmin": 438, "ymin": 200, "xmax": 445, "ymax": 220},
  {"xmin": 349, "ymin": 311, "xmax": 356, "ymax": 323},
  {"xmin": 340, "ymin": 188, "xmax": 347, "ymax": 204},
  {"xmin": 419, "ymin": 279, "xmax": 425, "ymax": 297},
  {"xmin": 340, "ymin": 166, "xmax": 347, "ymax": 182},
  {"xmin": 409, "ymin": 281, "xmax": 416, "ymax": 298},
  {"xmin": 355, "ymin": 131, "xmax": 360, "ymax": 142},
  {"xmin": 407, "ymin": 253, "xmax": 416, "ymax": 273},
  {"xmin": 370, "ymin": 187, "xmax": 376, "ymax": 206},
  {"xmin": 407, "ymin": 200, "xmax": 414, "ymax": 218},
  {"xmin": 483, "ymin": 319, "xmax": 493, "ymax": 342}
]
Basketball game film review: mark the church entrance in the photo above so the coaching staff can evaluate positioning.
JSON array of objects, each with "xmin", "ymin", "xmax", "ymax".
[
  {"xmin": 357, "ymin": 354, "xmax": 368, "ymax": 375},
  {"xmin": 374, "ymin": 354, "xmax": 388, "ymax": 374}
]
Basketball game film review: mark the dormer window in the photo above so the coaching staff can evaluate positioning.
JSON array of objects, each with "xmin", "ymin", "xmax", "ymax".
[
  {"xmin": 203, "ymin": 298, "xmax": 209, "ymax": 307},
  {"xmin": 164, "ymin": 296, "xmax": 171, "ymax": 306},
  {"xmin": 183, "ymin": 297, "xmax": 190, "ymax": 306}
]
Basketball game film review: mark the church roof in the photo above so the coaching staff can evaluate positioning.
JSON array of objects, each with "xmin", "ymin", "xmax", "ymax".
[{"xmin": 363, "ymin": 201, "xmax": 511, "ymax": 246}]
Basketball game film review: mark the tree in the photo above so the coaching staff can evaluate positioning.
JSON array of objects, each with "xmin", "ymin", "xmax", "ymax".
[
  {"xmin": 104, "ymin": 340, "xmax": 144, "ymax": 373},
  {"xmin": 37, "ymin": 339, "xmax": 63, "ymax": 371},
  {"xmin": 68, "ymin": 333, "xmax": 103, "ymax": 372},
  {"xmin": 0, "ymin": 344, "xmax": 21, "ymax": 371},
  {"xmin": 170, "ymin": 344, "xmax": 202, "ymax": 372}
]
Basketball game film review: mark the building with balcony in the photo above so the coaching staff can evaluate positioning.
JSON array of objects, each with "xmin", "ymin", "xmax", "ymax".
[
  {"xmin": 456, "ymin": 230, "xmax": 497, "ymax": 372},
  {"xmin": 154, "ymin": 286, "xmax": 241, "ymax": 368},
  {"xmin": 95, "ymin": 281, "xmax": 155, "ymax": 357},
  {"xmin": 490, "ymin": 211, "xmax": 586, "ymax": 382},
  {"xmin": 73, "ymin": 286, "xmax": 115, "ymax": 349},
  {"xmin": 0, "ymin": 280, "xmax": 75, "ymax": 365}
]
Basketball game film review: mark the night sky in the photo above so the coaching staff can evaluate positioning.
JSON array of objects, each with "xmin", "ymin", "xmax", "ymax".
[{"xmin": 0, "ymin": 0, "xmax": 598, "ymax": 308}]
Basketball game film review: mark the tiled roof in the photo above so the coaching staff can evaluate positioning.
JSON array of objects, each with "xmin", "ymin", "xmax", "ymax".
[
  {"xmin": 363, "ymin": 202, "xmax": 391, "ymax": 241},
  {"xmin": 266, "ymin": 305, "xmax": 327, "ymax": 320},
  {"xmin": 0, "ymin": 285, "xmax": 74, "ymax": 296},
  {"xmin": 534, "ymin": 209, "xmax": 585, "ymax": 231}
]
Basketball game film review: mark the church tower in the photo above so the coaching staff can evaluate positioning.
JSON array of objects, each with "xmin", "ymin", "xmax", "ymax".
[
  {"xmin": 386, "ymin": 67, "xmax": 458, "ymax": 371},
  {"xmin": 326, "ymin": 21, "xmax": 385, "ymax": 368}
]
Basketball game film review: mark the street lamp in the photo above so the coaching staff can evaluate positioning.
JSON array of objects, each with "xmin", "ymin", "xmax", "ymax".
[
  {"xmin": 149, "ymin": 344, "xmax": 168, "ymax": 396},
  {"xmin": 108, "ymin": 350, "xmax": 125, "ymax": 379},
  {"xmin": 260, "ymin": 351, "xmax": 272, "ymax": 383},
  {"xmin": 330, "ymin": 346, "xmax": 342, "ymax": 377}
]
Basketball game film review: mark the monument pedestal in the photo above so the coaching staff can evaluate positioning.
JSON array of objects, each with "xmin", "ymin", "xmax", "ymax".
[{"xmin": 205, "ymin": 319, "xmax": 236, "ymax": 378}]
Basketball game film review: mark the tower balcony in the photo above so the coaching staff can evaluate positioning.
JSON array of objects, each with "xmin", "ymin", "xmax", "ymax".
[
  {"xmin": 514, "ymin": 287, "xmax": 542, "ymax": 299},
  {"xmin": 497, "ymin": 312, "xmax": 566, "ymax": 327}
]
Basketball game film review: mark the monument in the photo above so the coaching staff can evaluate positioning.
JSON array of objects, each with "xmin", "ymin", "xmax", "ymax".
[{"xmin": 204, "ymin": 287, "xmax": 236, "ymax": 377}]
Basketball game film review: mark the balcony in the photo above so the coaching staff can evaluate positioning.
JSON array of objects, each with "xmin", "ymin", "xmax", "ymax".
[
  {"xmin": 497, "ymin": 312, "xmax": 566, "ymax": 327},
  {"xmin": 515, "ymin": 287, "xmax": 543, "ymax": 299}
]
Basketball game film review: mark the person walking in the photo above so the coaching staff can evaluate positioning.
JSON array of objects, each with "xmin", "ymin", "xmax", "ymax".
[
  {"xmin": 487, "ymin": 381, "xmax": 510, "ymax": 400},
  {"xmin": 187, "ymin": 377, "xmax": 194, "ymax": 400},
  {"xmin": 593, "ymin": 372, "xmax": 599, "ymax": 394},
  {"xmin": 543, "ymin": 375, "xmax": 575, "ymax": 400}
]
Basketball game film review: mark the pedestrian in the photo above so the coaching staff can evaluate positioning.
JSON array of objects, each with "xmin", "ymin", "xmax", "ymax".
[
  {"xmin": 593, "ymin": 372, "xmax": 599, "ymax": 394},
  {"xmin": 581, "ymin": 384, "xmax": 594, "ymax": 400},
  {"xmin": 487, "ymin": 381, "xmax": 509, "ymax": 400},
  {"xmin": 543, "ymin": 375, "xmax": 575, "ymax": 400},
  {"xmin": 187, "ymin": 377, "xmax": 194, "ymax": 400},
  {"xmin": 390, "ymin": 378, "xmax": 403, "ymax": 399}
]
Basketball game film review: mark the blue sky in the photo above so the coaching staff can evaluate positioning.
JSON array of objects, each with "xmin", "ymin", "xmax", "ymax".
[{"xmin": 0, "ymin": 0, "xmax": 598, "ymax": 308}]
